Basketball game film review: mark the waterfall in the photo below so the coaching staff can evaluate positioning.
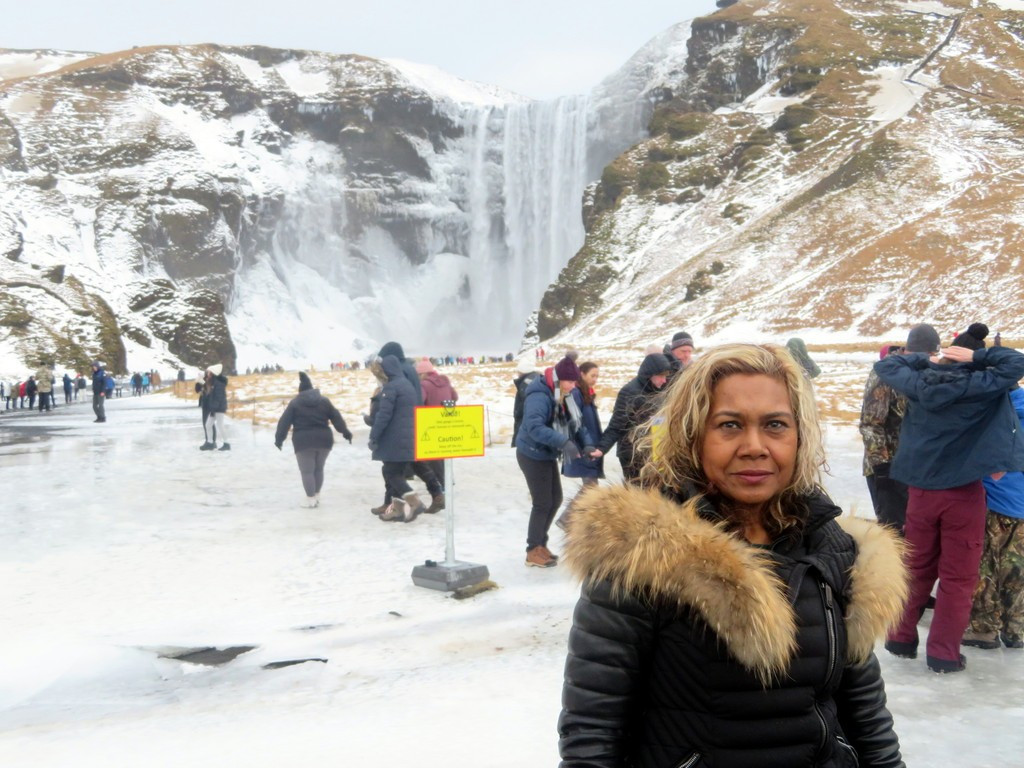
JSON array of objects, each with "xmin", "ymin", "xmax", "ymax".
[{"xmin": 459, "ymin": 96, "xmax": 590, "ymax": 348}]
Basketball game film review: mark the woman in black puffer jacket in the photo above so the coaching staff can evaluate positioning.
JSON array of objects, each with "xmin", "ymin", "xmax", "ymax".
[
  {"xmin": 559, "ymin": 344, "xmax": 908, "ymax": 768},
  {"xmin": 275, "ymin": 372, "xmax": 352, "ymax": 508}
]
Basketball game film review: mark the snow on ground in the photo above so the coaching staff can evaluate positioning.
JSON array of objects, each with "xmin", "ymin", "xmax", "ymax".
[
  {"xmin": 384, "ymin": 58, "xmax": 527, "ymax": 106},
  {"xmin": 2, "ymin": 354, "xmax": 1023, "ymax": 767},
  {"xmin": 989, "ymin": 0, "xmax": 1024, "ymax": 9},
  {"xmin": 866, "ymin": 65, "xmax": 931, "ymax": 123}
]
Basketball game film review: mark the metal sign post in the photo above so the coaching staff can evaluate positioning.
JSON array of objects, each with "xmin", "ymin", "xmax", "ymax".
[{"xmin": 410, "ymin": 402, "xmax": 489, "ymax": 592}]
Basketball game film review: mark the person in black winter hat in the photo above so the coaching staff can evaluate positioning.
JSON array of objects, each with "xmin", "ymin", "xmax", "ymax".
[
  {"xmin": 275, "ymin": 371, "xmax": 352, "ymax": 508},
  {"xmin": 951, "ymin": 322, "xmax": 989, "ymax": 351}
]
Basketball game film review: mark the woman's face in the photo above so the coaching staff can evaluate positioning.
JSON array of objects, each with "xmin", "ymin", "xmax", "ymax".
[
  {"xmin": 581, "ymin": 367, "xmax": 599, "ymax": 389},
  {"xmin": 700, "ymin": 373, "xmax": 798, "ymax": 515}
]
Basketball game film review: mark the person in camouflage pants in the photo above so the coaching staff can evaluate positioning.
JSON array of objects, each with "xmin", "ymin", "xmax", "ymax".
[
  {"xmin": 965, "ymin": 511, "xmax": 1024, "ymax": 648},
  {"xmin": 859, "ymin": 345, "xmax": 908, "ymax": 533},
  {"xmin": 963, "ymin": 387, "xmax": 1024, "ymax": 650}
]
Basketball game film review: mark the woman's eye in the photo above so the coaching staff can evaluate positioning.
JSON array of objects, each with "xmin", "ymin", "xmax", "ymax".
[{"xmin": 766, "ymin": 420, "xmax": 790, "ymax": 431}]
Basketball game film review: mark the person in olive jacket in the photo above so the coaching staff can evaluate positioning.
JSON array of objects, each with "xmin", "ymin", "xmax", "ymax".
[
  {"xmin": 559, "ymin": 344, "xmax": 907, "ymax": 768},
  {"xmin": 275, "ymin": 372, "xmax": 352, "ymax": 508}
]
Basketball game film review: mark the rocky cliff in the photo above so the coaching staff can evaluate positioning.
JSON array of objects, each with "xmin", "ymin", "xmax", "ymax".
[
  {"xmin": 0, "ymin": 40, "xmax": 663, "ymax": 373},
  {"xmin": 538, "ymin": 0, "xmax": 1024, "ymax": 348}
]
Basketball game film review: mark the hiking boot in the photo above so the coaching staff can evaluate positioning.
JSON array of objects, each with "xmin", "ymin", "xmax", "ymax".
[
  {"xmin": 199, "ymin": 442, "xmax": 215, "ymax": 451},
  {"xmin": 962, "ymin": 631, "xmax": 1000, "ymax": 650},
  {"xmin": 380, "ymin": 500, "xmax": 406, "ymax": 521},
  {"xmin": 539, "ymin": 545, "xmax": 559, "ymax": 562},
  {"xmin": 884, "ymin": 639, "xmax": 918, "ymax": 659},
  {"xmin": 927, "ymin": 653, "xmax": 966, "ymax": 674},
  {"xmin": 218, "ymin": 443, "xmax": 231, "ymax": 451},
  {"xmin": 370, "ymin": 502, "xmax": 390, "ymax": 516},
  {"xmin": 403, "ymin": 492, "xmax": 426, "ymax": 522},
  {"xmin": 1001, "ymin": 633, "xmax": 1023, "ymax": 649},
  {"xmin": 425, "ymin": 493, "xmax": 445, "ymax": 514},
  {"xmin": 300, "ymin": 496, "xmax": 318, "ymax": 509},
  {"xmin": 525, "ymin": 546, "xmax": 556, "ymax": 568}
]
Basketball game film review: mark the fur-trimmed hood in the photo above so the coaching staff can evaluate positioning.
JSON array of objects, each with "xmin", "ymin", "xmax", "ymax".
[{"xmin": 564, "ymin": 484, "xmax": 908, "ymax": 682}]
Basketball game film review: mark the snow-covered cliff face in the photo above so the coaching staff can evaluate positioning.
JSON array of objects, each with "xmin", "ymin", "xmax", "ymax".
[
  {"xmin": 538, "ymin": 0, "xmax": 1024, "ymax": 349},
  {"xmin": 0, "ymin": 33, "xmax": 687, "ymax": 373}
]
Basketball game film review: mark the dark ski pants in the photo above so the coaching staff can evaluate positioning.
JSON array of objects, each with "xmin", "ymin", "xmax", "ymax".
[
  {"xmin": 64, "ymin": 388, "xmax": 72, "ymax": 404},
  {"xmin": 92, "ymin": 392, "xmax": 105, "ymax": 421},
  {"xmin": 382, "ymin": 462, "xmax": 413, "ymax": 500},
  {"xmin": 517, "ymin": 452, "xmax": 562, "ymax": 551},
  {"xmin": 866, "ymin": 472, "xmax": 908, "ymax": 534},
  {"xmin": 295, "ymin": 448, "xmax": 330, "ymax": 497},
  {"xmin": 888, "ymin": 481, "xmax": 986, "ymax": 663},
  {"xmin": 38, "ymin": 392, "xmax": 51, "ymax": 411}
]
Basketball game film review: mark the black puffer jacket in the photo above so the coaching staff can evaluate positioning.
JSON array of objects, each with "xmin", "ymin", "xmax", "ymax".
[
  {"xmin": 559, "ymin": 485, "xmax": 907, "ymax": 768},
  {"xmin": 368, "ymin": 355, "xmax": 418, "ymax": 462},
  {"xmin": 208, "ymin": 374, "xmax": 228, "ymax": 413},
  {"xmin": 274, "ymin": 388, "xmax": 351, "ymax": 453},
  {"xmin": 597, "ymin": 354, "xmax": 671, "ymax": 470}
]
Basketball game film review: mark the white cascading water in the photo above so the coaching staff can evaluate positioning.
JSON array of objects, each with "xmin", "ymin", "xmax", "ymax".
[{"xmin": 459, "ymin": 95, "xmax": 590, "ymax": 349}]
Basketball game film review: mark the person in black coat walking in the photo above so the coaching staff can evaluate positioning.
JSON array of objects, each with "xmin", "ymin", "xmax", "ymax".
[
  {"xmin": 369, "ymin": 355, "xmax": 427, "ymax": 522},
  {"xmin": 591, "ymin": 352, "xmax": 672, "ymax": 482},
  {"xmin": 558, "ymin": 344, "xmax": 907, "ymax": 768},
  {"xmin": 275, "ymin": 372, "xmax": 352, "ymax": 508}
]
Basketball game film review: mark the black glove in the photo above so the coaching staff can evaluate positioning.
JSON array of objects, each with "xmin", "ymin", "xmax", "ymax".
[
  {"xmin": 344, "ymin": 432, "xmax": 353, "ymax": 444},
  {"xmin": 275, "ymin": 442, "xmax": 282, "ymax": 451},
  {"xmin": 562, "ymin": 441, "xmax": 581, "ymax": 462},
  {"xmin": 368, "ymin": 439, "xmax": 378, "ymax": 451}
]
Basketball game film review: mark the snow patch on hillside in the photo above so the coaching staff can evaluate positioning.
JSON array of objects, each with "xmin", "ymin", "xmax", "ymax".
[
  {"xmin": 0, "ymin": 50, "xmax": 92, "ymax": 81},
  {"xmin": 385, "ymin": 59, "xmax": 526, "ymax": 106},
  {"xmin": 988, "ymin": 0, "xmax": 1024, "ymax": 9},
  {"xmin": 866, "ymin": 65, "xmax": 930, "ymax": 122}
]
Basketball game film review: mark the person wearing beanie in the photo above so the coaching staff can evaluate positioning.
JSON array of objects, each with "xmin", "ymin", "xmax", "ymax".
[
  {"xmin": 416, "ymin": 359, "xmax": 458, "ymax": 505},
  {"xmin": 668, "ymin": 332, "xmax": 695, "ymax": 376},
  {"xmin": 511, "ymin": 358, "xmax": 539, "ymax": 448},
  {"xmin": 875, "ymin": 328, "xmax": 1024, "ymax": 673},
  {"xmin": 951, "ymin": 322, "xmax": 989, "ymax": 351},
  {"xmin": 553, "ymin": 355, "xmax": 581, "ymax": 384},
  {"xmin": 199, "ymin": 363, "xmax": 231, "ymax": 451},
  {"xmin": 369, "ymin": 355, "xmax": 432, "ymax": 523},
  {"xmin": 593, "ymin": 353, "xmax": 673, "ymax": 482},
  {"xmin": 516, "ymin": 358, "xmax": 586, "ymax": 567},
  {"xmin": 275, "ymin": 371, "xmax": 352, "ymax": 508}
]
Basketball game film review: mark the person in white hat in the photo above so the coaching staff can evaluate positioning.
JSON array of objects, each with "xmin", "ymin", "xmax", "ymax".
[{"xmin": 201, "ymin": 363, "xmax": 230, "ymax": 451}]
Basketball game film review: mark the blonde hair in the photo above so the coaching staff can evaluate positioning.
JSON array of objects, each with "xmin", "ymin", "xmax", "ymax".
[{"xmin": 637, "ymin": 343, "xmax": 825, "ymax": 534}]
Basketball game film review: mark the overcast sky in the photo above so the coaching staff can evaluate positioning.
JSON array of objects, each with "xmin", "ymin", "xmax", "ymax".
[{"xmin": 5, "ymin": 0, "xmax": 720, "ymax": 99}]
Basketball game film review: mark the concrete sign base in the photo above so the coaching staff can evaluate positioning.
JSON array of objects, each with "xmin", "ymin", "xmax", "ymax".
[{"xmin": 411, "ymin": 560, "xmax": 490, "ymax": 592}]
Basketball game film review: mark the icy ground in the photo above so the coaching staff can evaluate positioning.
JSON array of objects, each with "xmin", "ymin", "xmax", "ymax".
[{"xmin": 1, "ymin": 393, "xmax": 1023, "ymax": 767}]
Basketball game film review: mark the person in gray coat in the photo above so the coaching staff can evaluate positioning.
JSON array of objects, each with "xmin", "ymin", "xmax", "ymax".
[
  {"xmin": 369, "ymin": 355, "xmax": 427, "ymax": 522},
  {"xmin": 275, "ymin": 372, "xmax": 352, "ymax": 508}
]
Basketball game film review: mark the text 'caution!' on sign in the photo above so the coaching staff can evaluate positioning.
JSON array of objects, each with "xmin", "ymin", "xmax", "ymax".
[{"xmin": 414, "ymin": 405, "xmax": 486, "ymax": 460}]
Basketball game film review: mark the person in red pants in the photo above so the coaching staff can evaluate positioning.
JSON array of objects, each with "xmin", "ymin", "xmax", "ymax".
[{"xmin": 875, "ymin": 323, "xmax": 1024, "ymax": 673}]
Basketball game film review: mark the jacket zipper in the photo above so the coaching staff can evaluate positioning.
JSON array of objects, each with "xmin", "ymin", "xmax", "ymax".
[
  {"xmin": 675, "ymin": 754, "xmax": 700, "ymax": 768},
  {"xmin": 816, "ymin": 580, "xmax": 839, "ymax": 753},
  {"xmin": 820, "ymin": 580, "xmax": 837, "ymax": 684}
]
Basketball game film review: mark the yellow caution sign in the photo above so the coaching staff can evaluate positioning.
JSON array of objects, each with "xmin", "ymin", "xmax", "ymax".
[{"xmin": 415, "ymin": 405, "xmax": 486, "ymax": 460}]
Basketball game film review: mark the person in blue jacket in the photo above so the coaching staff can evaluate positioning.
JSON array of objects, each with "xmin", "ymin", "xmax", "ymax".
[
  {"xmin": 556, "ymin": 360, "xmax": 604, "ymax": 530},
  {"xmin": 963, "ymin": 385, "xmax": 1024, "ymax": 650},
  {"xmin": 876, "ymin": 323, "xmax": 1024, "ymax": 673},
  {"xmin": 516, "ymin": 356, "xmax": 583, "ymax": 568},
  {"xmin": 369, "ymin": 355, "xmax": 426, "ymax": 523}
]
